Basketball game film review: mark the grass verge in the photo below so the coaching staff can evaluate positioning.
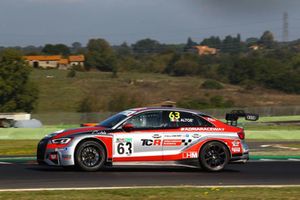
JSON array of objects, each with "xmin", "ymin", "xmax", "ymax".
[
  {"xmin": 0, "ymin": 187, "xmax": 299, "ymax": 200},
  {"xmin": 0, "ymin": 140, "xmax": 38, "ymax": 156}
]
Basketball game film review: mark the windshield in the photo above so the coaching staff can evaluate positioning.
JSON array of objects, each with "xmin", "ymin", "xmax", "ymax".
[{"xmin": 99, "ymin": 113, "xmax": 127, "ymax": 128}]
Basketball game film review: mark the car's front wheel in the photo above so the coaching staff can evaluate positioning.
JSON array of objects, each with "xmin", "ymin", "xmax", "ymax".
[
  {"xmin": 75, "ymin": 140, "xmax": 106, "ymax": 172},
  {"xmin": 199, "ymin": 141, "xmax": 230, "ymax": 172}
]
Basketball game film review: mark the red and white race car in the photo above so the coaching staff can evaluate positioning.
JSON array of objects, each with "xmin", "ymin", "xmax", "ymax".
[{"xmin": 37, "ymin": 107, "xmax": 258, "ymax": 172}]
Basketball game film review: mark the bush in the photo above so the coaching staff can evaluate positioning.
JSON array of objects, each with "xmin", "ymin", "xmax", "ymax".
[
  {"xmin": 67, "ymin": 69, "xmax": 76, "ymax": 78},
  {"xmin": 177, "ymin": 98, "xmax": 209, "ymax": 109},
  {"xmin": 77, "ymin": 97, "xmax": 93, "ymax": 112},
  {"xmin": 77, "ymin": 91, "xmax": 145, "ymax": 112},
  {"xmin": 178, "ymin": 95, "xmax": 234, "ymax": 110},
  {"xmin": 107, "ymin": 92, "xmax": 144, "ymax": 112},
  {"xmin": 201, "ymin": 80, "xmax": 224, "ymax": 89},
  {"xmin": 171, "ymin": 59, "xmax": 198, "ymax": 76}
]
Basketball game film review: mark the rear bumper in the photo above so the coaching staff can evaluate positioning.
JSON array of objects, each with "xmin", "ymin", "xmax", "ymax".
[
  {"xmin": 229, "ymin": 153, "xmax": 249, "ymax": 164},
  {"xmin": 229, "ymin": 140, "xmax": 249, "ymax": 164}
]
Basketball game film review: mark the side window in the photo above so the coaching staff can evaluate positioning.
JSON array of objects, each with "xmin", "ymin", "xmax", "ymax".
[
  {"xmin": 126, "ymin": 112, "xmax": 162, "ymax": 129},
  {"xmin": 162, "ymin": 111, "xmax": 213, "ymax": 128}
]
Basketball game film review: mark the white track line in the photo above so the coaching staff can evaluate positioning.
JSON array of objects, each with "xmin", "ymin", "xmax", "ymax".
[
  {"xmin": 0, "ymin": 162, "xmax": 12, "ymax": 165},
  {"xmin": 0, "ymin": 185, "xmax": 300, "ymax": 192}
]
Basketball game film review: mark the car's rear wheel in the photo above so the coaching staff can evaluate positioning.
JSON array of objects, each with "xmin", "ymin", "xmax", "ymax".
[
  {"xmin": 199, "ymin": 141, "xmax": 230, "ymax": 172},
  {"xmin": 75, "ymin": 140, "xmax": 106, "ymax": 172}
]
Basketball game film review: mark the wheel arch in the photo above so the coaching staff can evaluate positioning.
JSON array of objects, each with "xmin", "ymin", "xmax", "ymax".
[
  {"xmin": 198, "ymin": 139, "xmax": 232, "ymax": 159},
  {"xmin": 74, "ymin": 137, "xmax": 108, "ymax": 162}
]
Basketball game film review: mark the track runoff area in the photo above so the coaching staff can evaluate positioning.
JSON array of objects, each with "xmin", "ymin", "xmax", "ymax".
[{"xmin": 0, "ymin": 159, "xmax": 299, "ymax": 192}]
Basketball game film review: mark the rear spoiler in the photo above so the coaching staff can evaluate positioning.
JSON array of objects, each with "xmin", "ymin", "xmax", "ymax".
[{"xmin": 225, "ymin": 110, "xmax": 259, "ymax": 126}]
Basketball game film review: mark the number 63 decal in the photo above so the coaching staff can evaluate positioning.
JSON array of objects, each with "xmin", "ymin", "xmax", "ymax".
[
  {"xmin": 117, "ymin": 142, "xmax": 132, "ymax": 155},
  {"xmin": 169, "ymin": 112, "xmax": 180, "ymax": 122}
]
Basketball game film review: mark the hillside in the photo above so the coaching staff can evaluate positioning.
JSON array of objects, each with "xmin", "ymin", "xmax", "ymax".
[{"xmin": 30, "ymin": 69, "xmax": 300, "ymax": 113}]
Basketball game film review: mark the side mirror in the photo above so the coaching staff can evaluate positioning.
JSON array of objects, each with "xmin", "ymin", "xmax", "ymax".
[{"xmin": 122, "ymin": 123, "xmax": 134, "ymax": 132}]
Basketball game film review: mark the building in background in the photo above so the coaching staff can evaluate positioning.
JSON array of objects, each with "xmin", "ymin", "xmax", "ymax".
[
  {"xmin": 24, "ymin": 55, "xmax": 85, "ymax": 69},
  {"xmin": 69, "ymin": 55, "xmax": 85, "ymax": 67},
  {"xmin": 192, "ymin": 45, "xmax": 218, "ymax": 55}
]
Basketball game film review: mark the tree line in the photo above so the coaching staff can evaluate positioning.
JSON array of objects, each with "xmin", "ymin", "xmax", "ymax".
[{"xmin": 0, "ymin": 30, "xmax": 300, "ymax": 112}]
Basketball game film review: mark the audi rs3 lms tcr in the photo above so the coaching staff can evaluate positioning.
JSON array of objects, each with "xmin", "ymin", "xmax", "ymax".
[{"xmin": 37, "ymin": 107, "xmax": 258, "ymax": 172}]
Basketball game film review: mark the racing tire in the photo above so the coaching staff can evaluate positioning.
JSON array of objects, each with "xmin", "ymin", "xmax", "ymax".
[
  {"xmin": 199, "ymin": 141, "xmax": 230, "ymax": 172},
  {"xmin": 75, "ymin": 140, "xmax": 106, "ymax": 172}
]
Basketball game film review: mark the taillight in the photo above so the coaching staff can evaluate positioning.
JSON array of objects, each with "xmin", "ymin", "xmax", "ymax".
[{"xmin": 237, "ymin": 130, "xmax": 245, "ymax": 140}]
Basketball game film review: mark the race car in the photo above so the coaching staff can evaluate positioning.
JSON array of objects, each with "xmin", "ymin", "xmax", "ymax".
[{"xmin": 37, "ymin": 107, "xmax": 258, "ymax": 172}]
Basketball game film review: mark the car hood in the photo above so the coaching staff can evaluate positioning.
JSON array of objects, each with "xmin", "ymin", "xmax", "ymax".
[{"xmin": 51, "ymin": 126, "xmax": 109, "ymax": 139}]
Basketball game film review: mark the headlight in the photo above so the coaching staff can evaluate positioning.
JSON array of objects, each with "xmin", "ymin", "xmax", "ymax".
[{"xmin": 51, "ymin": 138, "xmax": 72, "ymax": 144}]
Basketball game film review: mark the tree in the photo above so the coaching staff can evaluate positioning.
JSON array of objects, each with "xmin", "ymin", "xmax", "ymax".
[
  {"xmin": 201, "ymin": 36, "xmax": 222, "ymax": 49},
  {"xmin": 259, "ymin": 31, "xmax": 275, "ymax": 48},
  {"xmin": 0, "ymin": 49, "xmax": 38, "ymax": 112},
  {"xmin": 116, "ymin": 42, "xmax": 132, "ymax": 57},
  {"xmin": 246, "ymin": 37, "xmax": 259, "ymax": 46},
  {"xmin": 221, "ymin": 34, "xmax": 244, "ymax": 54},
  {"xmin": 184, "ymin": 37, "xmax": 198, "ymax": 51},
  {"xmin": 85, "ymin": 38, "xmax": 117, "ymax": 71},
  {"xmin": 71, "ymin": 42, "xmax": 82, "ymax": 54},
  {"xmin": 132, "ymin": 38, "xmax": 161, "ymax": 54},
  {"xmin": 42, "ymin": 44, "xmax": 70, "ymax": 55}
]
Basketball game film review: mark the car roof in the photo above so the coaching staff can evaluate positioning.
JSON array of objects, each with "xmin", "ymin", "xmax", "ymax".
[{"xmin": 128, "ymin": 107, "xmax": 210, "ymax": 117}]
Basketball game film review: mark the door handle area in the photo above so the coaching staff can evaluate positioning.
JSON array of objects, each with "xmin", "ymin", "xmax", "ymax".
[{"xmin": 152, "ymin": 134, "xmax": 162, "ymax": 138}]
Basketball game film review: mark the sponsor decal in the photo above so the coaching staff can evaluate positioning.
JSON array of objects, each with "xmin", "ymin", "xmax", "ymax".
[
  {"xmin": 180, "ymin": 118, "xmax": 194, "ymax": 123},
  {"xmin": 192, "ymin": 133, "xmax": 200, "ymax": 138},
  {"xmin": 141, "ymin": 139, "xmax": 186, "ymax": 146},
  {"xmin": 141, "ymin": 139, "xmax": 193, "ymax": 146},
  {"xmin": 164, "ymin": 134, "xmax": 182, "ymax": 138},
  {"xmin": 183, "ymin": 151, "xmax": 198, "ymax": 159},
  {"xmin": 206, "ymin": 118, "xmax": 216, "ymax": 122},
  {"xmin": 182, "ymin": 139, "xmax": 193, "ymax": 146},
  {"xmin": 141, "ymin": 139, "xmax": 161, "ymax": 146},
  {"xmin": 231, "ymin": 140, "xmax": 240, "ymax": 147},
  {"xmin": 180, "ymin": 127, "xmax": 225, "ymax": 132},
  {"xmin": 91, "ymin": 130, "xmax": 107, "ymax": 135},
  {"xmin": 163, "ymin": 139, "xmax": 182, "ymax": 146},
  {"xmin": 232, "ymin": 147, "xmax": 241, "ymax": 152},
  {"xmin": 116, "ymin": 138, "xmax": 132, "ymax": 143}
]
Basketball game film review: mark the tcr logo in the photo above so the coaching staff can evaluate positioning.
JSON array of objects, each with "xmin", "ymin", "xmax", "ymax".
[{"xmin": 141, "ymin": 139, "xmax": 161, "ymax": 146}]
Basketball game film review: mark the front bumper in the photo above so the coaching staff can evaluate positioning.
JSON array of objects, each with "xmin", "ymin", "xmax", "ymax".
[{"xmin": 37, "ymin": 139, "xmax": 75, "ymax": 166}]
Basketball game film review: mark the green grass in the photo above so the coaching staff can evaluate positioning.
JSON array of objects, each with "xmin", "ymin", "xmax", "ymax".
[
  {"xmin": 245, "ymin": 125, "xmax": 300, "ymax": 131},
  {"xmin": 246, "ymin": 130, "xmax": 300, "ymax": 140},
  {"xmin": 0, "ymin": 125, "xmax": 77, "ymax": 140},
  {"xmin": 0, "ymin": 140, "xmax": 38, "ymax": 156},
  {"xmin": 256, "ymin": 115, "xmax": 300, "ymax": 122},
  {"xmin": 30, "ymin": 69, "xmax": 300, "ymax": 113},
  {"xmin": 0, "ymin": 187, "xmax": 299, "ymax": 200}
]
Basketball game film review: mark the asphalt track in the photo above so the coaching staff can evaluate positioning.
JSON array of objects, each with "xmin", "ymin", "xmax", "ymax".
[{"xmin": 0, "ymin": 161, "xmax": 299, "ymax": 189}]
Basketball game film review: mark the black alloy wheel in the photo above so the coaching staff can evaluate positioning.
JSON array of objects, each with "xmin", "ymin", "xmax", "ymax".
[
  {"xmin": 199, "ymin": 141, "xmax": 230, "ymax": 172},
  {"xmin": 75, "ymin": 140, "xmax": 106, "ymax": 172}
]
